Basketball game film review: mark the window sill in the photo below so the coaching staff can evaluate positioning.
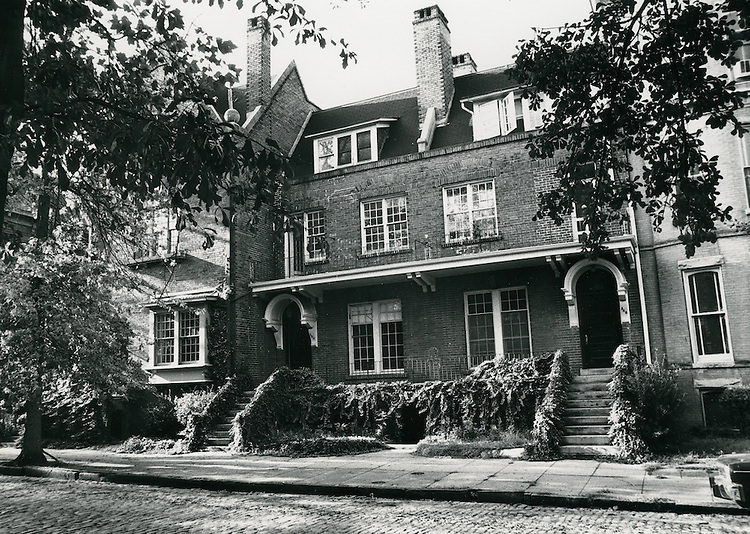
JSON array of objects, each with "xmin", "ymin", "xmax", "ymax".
[
  {"xmin": 348, "ymin": 370, "xmax": 406, "ymax": 379},
  {"xmin": 441, "ymin": 235, "xmax": 501, "ymax": 248},
  {"xmin": 357, "ymin": 247, "xmax": 412, "ymax": 259},
  {"xmin": 304, "ymin": 258, "xmax": 329, "ymax": 266},
  {"xmin": 691, "ymin": 358, "xmax": 735, "ymax": 369},
  {"xmin": 145, "ymin": 362, "xmax": 211, "ymax": 371}
]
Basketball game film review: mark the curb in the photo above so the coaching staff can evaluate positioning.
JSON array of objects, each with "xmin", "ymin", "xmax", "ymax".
[{"xmin": 2, "ymin": 464, "xmax": 748, "ymax": 516}]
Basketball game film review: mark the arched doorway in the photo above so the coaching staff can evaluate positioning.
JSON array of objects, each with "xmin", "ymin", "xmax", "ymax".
[
  {"xmin": 576, "ymin": 268, "xmax": 623, "ymax": 368},
  {"xmin": 282, "ymin": 302, "xmax": 312, "ymax": 369}
]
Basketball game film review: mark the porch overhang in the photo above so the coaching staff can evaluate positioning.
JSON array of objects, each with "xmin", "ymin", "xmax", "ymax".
[
  {"xmin": 143, "ymin": 288, "xmax": 224, "ymax": 310},
  {"xmin": 250, "ymin": 236, "xmax": 636, "ymax": 298}
]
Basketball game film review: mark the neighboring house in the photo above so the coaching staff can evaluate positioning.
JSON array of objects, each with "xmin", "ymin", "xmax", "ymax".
[{"xmin": 145, "ymin": 4, "xmax": 750, "ymax": 429}]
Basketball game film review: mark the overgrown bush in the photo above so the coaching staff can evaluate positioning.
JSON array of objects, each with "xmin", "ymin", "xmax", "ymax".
[
  {"xmin": 718, "ymin": 387, "xmax": 750, "ymax": 433},
  {"xmin": 233, "ymin": 353, "xmax": 553, "ymax": 452},
  {"xmin": 175, "ymin": 390, "xmax": 216, "ymax": 428},
  {"xmin": 123, "ymin": 387, "xmax": 181, "ymax": 439},
  {"xmin": 260, "ymin": 435, "xmax": 389, "ymax": 457},
  {"xmin": 115, "ymin": 436, "xmax": 182, "ymax": 454},
  {"xmin": 528, "ymin": 350, "xmax": 571, "ymax": 459},
  {"xmin": 609, "ymin": 345, "xmax": 682, "ymax": 461},
  {"xmin": 179, "ymin": 376, "xmax": 245, "ymax": 451}
]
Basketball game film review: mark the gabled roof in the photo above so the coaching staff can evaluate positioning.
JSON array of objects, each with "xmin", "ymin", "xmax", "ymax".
[{"xmin": 289, "ymin": 67, "xmax": 519, "ymax": 178}]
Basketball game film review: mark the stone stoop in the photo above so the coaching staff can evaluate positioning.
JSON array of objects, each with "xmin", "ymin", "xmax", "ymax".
[
  {"xmin": 205, "ymin": 390, "xmax": 255, "ymax": 448},
  {"xmin": 559, "ymin": 368, "xmax": 618, "ymax": 458}
]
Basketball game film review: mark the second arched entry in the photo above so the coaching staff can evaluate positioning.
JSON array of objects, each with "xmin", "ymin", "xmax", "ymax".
[{"xmin": 576, "ymin": 268, "xmax": 623, "ymax": 368}]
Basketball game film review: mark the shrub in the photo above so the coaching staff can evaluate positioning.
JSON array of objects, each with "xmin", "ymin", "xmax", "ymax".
[
  {"xmin": 115, "ymin": 436, "xmax": 182, "ymax": 454},
  {"xmin": 718, "ymin": 387, "xmax": 750, "ymax": 433},
  {"xmin": 609, "ymin": 345, "xmax": 682, "ymax": 461},
  {"xmin": 122, "ymin": 388, "xmax": 181, "ymax": 439},
  {"xmin": 528, "ymin": 350, "xmax": 571, "ymax": 459},
  {"xmin": 175, "ymin": 390, "xmax": 216, "ymax": 427},
  {"xmin": 261, "ymin": 435, "xmax": 389, "ymax": 457}
]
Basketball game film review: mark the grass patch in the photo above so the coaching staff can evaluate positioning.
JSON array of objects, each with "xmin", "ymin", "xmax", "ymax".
[
  {"xmin": 415, "ymin": 429, "xmax": 530, "ymax": 459},
  {"xmin": 258, "ymin": 436, "xmax": 390, "ymax": 458}
]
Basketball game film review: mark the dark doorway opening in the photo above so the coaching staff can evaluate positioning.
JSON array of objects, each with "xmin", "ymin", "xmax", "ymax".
[
  {"xmin": 577, "ymin": 268, "xmax": 623, "ymax": 368},
  {"xmin": 282, "ymin": 302, "xmax": 312, "ymax": 369}
]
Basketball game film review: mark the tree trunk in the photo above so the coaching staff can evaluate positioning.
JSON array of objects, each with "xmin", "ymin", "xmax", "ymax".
[
  {"xmin": 15, "ymin": 385, "xmax": 46, "ymax": 466},
  {"xmin": 0, "ymin": 0, "xmax": 27, "ymax": 242}
]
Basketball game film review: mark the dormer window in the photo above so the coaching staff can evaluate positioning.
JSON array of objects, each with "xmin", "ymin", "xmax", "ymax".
[
  {"xmin": 310, "ymin": 119, "xmax": 396, "ymax": 174},
  {"xmin": 734, "ymin": 43, "xmax": 750, "ymax": 80},
  {"xmin": 470, "ymin": 90, "xmax": 548, "ymax": 142},
  {"xmin": 316, "ymin": 129, "xmax": 374, "ymax": 172}
]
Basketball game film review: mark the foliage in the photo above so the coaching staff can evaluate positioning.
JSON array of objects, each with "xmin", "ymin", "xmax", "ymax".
[
  {"xmin": 718, "ymin": 387, "xmax": 750, "ymax": 433},
  {"xmin": 415, "ymin": 429, "xmax": 529, "ymax": 459},
  {"xmin": 259, "ymin": 435, "xmax": 388, "ymax": 458},
  {"xmin": 233, "ymin": 354, "xmax": 554, "ymax": 452},
  {"xmin": 609, "ymin": 345, "xmax": 683, "ymax": 461},
  {"xmin": 528, "ymin": 350, "xmax": 572, "ymax": 459},
  {"xmin": 1, "ymin": 0, "xmax": 355, "ymax": 245},
  {"xmin": 115, "ymin": 436, "xmax": 182, "ymax": 455},
  {"xmin": 122, "ymin": 387, "xmax": 181, "ymax": 439},
  {"xmin": 174, "ymin": 390, "xmax": 217, "ymax": 428},
  {"xmin": 206, "ymin": 306, "xmax": 231, "ymax": 384},
  {"xmin": 513, "ymin": 0, "xmax": 749, "ymax": 256}
]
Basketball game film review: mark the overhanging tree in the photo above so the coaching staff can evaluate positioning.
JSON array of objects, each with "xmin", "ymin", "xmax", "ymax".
[{"xmin": 513, "ymin": 0, "xmax": 749, "ymax": 256}]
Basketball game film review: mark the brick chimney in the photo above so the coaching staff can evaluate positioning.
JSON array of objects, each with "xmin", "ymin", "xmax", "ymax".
[
  {"xmin": 413, "ymin": 5, "xmax": 454, "ymax": 126},
  {"xmin": 246, "ymin": 17, "xmax": 271, "ymax": 113},
  {"xmin": 452, "ymin": 53, "xmax": 477, "ymax": 77}
]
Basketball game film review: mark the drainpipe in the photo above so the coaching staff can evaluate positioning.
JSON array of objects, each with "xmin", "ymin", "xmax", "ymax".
[{"xmin": 629, "ymin": 205, "xmax": 652, "ymax": 364}]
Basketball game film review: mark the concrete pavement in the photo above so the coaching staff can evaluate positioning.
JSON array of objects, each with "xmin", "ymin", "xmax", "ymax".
[{"xmin": 0, "ymin": 445, "xmax": 746, "ymax": 515}]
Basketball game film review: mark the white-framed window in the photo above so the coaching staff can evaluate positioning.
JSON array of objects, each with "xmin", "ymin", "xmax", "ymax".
[
  {"xmin": 683, "ymin": 268, "xmax": 733, "ymax": 364},
  {"xmin": 151, "ymin": 308, "xmax": 207, "ymax": 367},
  {"xmin": 740, "ymin": 125, "xmax": 750, "ymax": 211},
  {"xmin": 472, "ymin": 91, "xmax": 548, "ymax": 141},
  {"xmin": 348, "ymin": 299, "xmax": 404, "ymax": 375},
  {"xmin": 134, "ymin": 205, "xmax": 178, "ymax": 259},
  {"xmin": 314, "ymin": 127, "xmax": 374, "ymax": 173},
  {"xmin": 360, "ymin": 196, "xmax": 408, "ymax": 254},
  {"xmin": 443, "ymin": 181, "xmax": 498, "ymax": 243},
  {"xmin": 733, "ymin": 43, "xmax": 750, "ymax": 79},
  {"xmin": 464, "ymin": 287, "xmax": 532, "ymax": 368},
  {"xmin": 304, "ymin": 210, "xmax": 327, "ymax": 263}
]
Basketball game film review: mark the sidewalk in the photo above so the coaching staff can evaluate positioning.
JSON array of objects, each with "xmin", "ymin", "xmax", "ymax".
[{"xmin": 0, "ymin": 444, "xmax": 746, "ymax": 515}]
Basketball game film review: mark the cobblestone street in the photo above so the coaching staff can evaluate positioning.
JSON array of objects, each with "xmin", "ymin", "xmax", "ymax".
[{"xmin": 2, "ymin": 476, "xmax": 749, "ymax": 534}]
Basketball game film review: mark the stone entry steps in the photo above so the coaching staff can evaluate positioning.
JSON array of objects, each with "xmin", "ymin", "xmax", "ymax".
[
  {"xmin": 560, "ymin": 368, "xmax": 617, "ymax": 457},
  {"xmin": 205, "ymin": 390, "xmax": 255, "ymax": 448}
]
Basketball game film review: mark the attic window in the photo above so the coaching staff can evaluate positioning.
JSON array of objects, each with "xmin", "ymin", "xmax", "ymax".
[
  {"xmin": 315, "ymin": 127, "xmax": 376, "ymax": 173},
  {"xmin": 471, "ymin": 91, "xmax": 549, "ymax": 142}
]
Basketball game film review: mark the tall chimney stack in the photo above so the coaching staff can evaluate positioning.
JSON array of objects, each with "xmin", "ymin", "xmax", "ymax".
[
  {"xmin": 412, "ymin": 5, "xmax": 454, "ymax": 126},
  {"xmin": 246, "ymin": 17, "xmax": 271, "ymax": 113}
]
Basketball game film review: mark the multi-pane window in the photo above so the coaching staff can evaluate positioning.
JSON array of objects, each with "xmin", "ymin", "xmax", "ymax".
[
  {"xmin": 734, "ymin": 43, "xmax": 750, "ymax": 79},
  {"xmin": 179, "ymin": 312, "xmax": 201, "ymax": 363},
  {"xmin": 741, "ymin": 125, "xmax": 750, "ymax": 208},
  {"xmin": 151, "ymin": 309, "xmax": 205, "ymax": 367},
  {"xmin": 465, "ymin": 288, "xmax": 532, "ymax": 367},
  {"xmin": 314, "ymin": 129, "xmax": 374, "ymax": 173},
  {"xmin": 349, "ymin": 300, "xmax": 404, "ymax": 374},
  {"xmin": 134, "ymin": 206, "xmax": 178, "ymax": 259},
  {"xmin": 684, "ymin": 269, "xmax": 732, "ymax": 360},
  {"xmin": 472, "ymin": 91, "xmax": 548, "ymax": 141},
  {"xmin": 154, "ymin": 312, "xmax": 175, "ymax": 365},
  {"xmin": 304, "ymin": 210, "xmax": 327, "ymax": 263},
  {"xmin": 361, "ymin": 197, "xmax": 408, "ymax": 254},
  {"xmin": 443, "ymin": 181, "xmax": 497, "ymax": 243}
]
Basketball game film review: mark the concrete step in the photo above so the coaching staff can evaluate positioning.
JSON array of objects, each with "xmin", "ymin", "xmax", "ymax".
[
  {"xmin": 566, "ymin": 398, "xmax": 611, "ymax": 409},
  {"xmin": 568, "ymin": 381, "xmax": 610, "ymax": 393},
  {"xmin": 214, "ymin": 423, "xmax": 232, "ymax": 432},
  {"xmin": 559, "ymin": 445, "xmax": 618, "ymax": 458},
  {"xmin": 580, "ymin": 368, "xmax": 614, "ymax": 376},
  {"xmin": 560, "ymin": 434, "xmax": 611, "ymax": 446},
  {"xmin": 564, "ymin": 408, "xmax": 610, "ymax": 419},
  {"xmin": 564, "ymin": 415, "xmax": 610, "ymax": 426},
  {"xmin": 206, "ymin": 438, "xmax": 231, "ymax": 447},
  {"xmin": 570, "ymin": 373, "xmax": 611, "ymax": 384},
  {"xmin": 566, "ymin": 389, "xmax": 610, "ymax": 400},
  {"xmin": 563, "ymin": 425, "xmax": 610, "ymax": 436}
]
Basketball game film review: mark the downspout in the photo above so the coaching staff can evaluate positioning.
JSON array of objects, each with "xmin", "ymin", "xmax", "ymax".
[{"xmin": 629, "ymin": 205, "xmax": 652, "ymax": 364}]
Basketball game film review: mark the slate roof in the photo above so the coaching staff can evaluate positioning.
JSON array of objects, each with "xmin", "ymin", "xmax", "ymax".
[{"xmin": 289, "ymin": 67, "xmax": 518, "ymax": 178}]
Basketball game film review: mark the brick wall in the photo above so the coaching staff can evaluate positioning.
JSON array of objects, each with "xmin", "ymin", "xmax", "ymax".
[
  {"xmin": 413, "ymin": 5, "xmax": 454, "ymax": 124},
  {"xmin": 246, "ymin": 17, "xmax": 270, "ymax": 113}
]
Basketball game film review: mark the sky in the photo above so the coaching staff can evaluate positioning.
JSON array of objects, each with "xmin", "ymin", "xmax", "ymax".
[{"xmin": 174, "ymin": 0, "xmax": 594, "ymax": 109}]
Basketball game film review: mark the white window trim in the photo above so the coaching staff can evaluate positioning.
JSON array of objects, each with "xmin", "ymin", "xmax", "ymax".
[
  {"xmin": 303, "ymin": 210, "xmax": 327, "ymax": 264},
  {"xmin": 463, "ymin": 287, "xmax": 533, "ymax": 369},
  {"xmin": 739, "ymin": 123, "xmax": 750, "ymax": 215},
  {"xmin": 471, "ymin": 91, "xmax": 548, "ymax": 141},
  {"xmin": 348, "ymin": 299, "xmax": 405, "ymax": 376},
  {"xmin": 682, "ymin": 267, "xmax": 734, "ymax": 366},
  {"xmin": 733, "ymin": 43, "xmax": 750, "ymax": 80},
  {"xmin": 360, "ymin": 196, "xmax": 409, "ymax": 254},
  {"xmin": 442, "ymin": 180, "xmax": 498, "ymax": 244},
  {"xmin": 147, "ymin": 308, "xmax": 209, "ymax": 369},
  {"xmin": 313, "ymin": 125, "xmax": 377, "ymax": 173}
]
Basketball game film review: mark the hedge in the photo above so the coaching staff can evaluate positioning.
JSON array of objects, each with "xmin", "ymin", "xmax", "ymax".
[{"xmin": 528, "ymin": 350, "xmax": 571, "ymax": 459}]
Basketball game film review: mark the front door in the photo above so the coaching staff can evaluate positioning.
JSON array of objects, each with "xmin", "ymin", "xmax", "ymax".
[
  {"xmin": 577, "ymin": 268, "xmax": 623, "ymax": 368},
  {"xmin": 282, "ymin": 302, "xmax": 312, "ymax": 369}
]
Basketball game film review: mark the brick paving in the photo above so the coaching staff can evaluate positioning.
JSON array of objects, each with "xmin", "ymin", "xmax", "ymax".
[{"xmin": 2, "ymin": 476, "xmax": 749, "ymax": 534}]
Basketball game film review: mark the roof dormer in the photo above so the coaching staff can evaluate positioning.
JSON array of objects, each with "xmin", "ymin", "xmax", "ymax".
[{"xmin": 308, "ymin": 118, "xmax": 397, "ymax": 174}]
